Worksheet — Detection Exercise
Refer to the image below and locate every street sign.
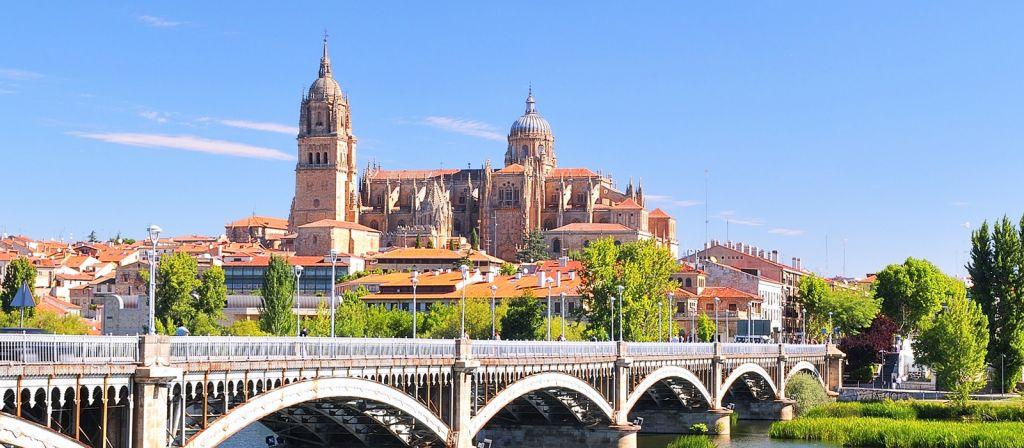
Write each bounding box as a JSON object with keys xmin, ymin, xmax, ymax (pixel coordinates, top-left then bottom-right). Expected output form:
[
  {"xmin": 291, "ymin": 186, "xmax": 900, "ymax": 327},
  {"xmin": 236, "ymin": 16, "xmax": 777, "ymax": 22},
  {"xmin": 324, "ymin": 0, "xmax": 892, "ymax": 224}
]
[{"xmin": 10, "ymin": 281, "xmax": 34, "ymax": 308}]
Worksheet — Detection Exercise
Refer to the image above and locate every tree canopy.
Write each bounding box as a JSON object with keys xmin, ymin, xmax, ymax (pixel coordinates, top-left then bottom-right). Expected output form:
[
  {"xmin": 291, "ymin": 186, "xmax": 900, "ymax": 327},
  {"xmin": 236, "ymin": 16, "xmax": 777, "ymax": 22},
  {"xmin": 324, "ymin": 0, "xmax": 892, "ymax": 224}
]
[
  {"xmin": 874, "ymin": 257, "xmax": 962, "ymax": 337},
  {"xmin": 1, "ymin": 257, "xmax": 36, "ymax": 313},
  {"xmin": 912, "ymin": 288, "xmax": 989, "ymax": 405},
  {"xmin": 501, "ymin": 293, "xmax": 543, "ymax": 340},
  {"xmin": 798, "ymin": 275, "xmax": 880, "ymax": 341},
  {"xmin": 259, "ymin": 255, "xmax": 296, "ymax": 336},
  {"xmin": 516, "ymin": 229, "xmax": 549, "ymax": 263}
]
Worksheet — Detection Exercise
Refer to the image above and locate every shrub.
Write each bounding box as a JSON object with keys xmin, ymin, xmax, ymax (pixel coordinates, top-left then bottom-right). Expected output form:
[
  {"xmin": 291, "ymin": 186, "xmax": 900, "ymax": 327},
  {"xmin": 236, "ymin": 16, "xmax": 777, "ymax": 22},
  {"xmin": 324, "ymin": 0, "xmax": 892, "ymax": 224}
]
[
  {"xmin": 667, "ymin": 435, "xmax": 716, "ymax": 448},
  {"xmin": 786, "ymin": 372, "xmax": 830, "ymax": 416},
  {"xmin": 688, "ymin": 423, "xmax": 708, "ymax": 434}
]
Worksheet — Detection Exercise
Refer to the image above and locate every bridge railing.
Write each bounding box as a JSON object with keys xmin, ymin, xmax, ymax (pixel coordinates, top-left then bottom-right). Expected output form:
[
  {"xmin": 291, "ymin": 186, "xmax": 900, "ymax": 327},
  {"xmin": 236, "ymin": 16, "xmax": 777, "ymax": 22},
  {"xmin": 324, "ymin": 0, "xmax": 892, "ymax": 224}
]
[
  {"xmin": 0, "ymin": 334, "xmax": 139, "ymax": 365},
  {"xmin": 626, "ymin": 342, "xmax": 715, "ymax": 357},
  {"xmin": 169, "ymin": 337, "xmax": 458, "ymax": 362},
  {"xmin": 784, "ymin": 344, "xmax": 827, "ymax": 355},
  {"xmin": 472, "ymin": 341, "xmax": 616, "ymax": 358},
  {"xmin": 721, "ymin": 343, "xmax": 781, "ymax": 356}
]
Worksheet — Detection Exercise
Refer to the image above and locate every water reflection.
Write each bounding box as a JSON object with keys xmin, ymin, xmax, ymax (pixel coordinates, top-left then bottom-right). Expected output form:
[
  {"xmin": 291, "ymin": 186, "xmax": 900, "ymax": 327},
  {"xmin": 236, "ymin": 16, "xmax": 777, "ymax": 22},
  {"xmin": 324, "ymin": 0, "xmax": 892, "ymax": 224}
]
[{"xmin": 638, "ymin": 421, "xmax": 834, "ymax": 448}]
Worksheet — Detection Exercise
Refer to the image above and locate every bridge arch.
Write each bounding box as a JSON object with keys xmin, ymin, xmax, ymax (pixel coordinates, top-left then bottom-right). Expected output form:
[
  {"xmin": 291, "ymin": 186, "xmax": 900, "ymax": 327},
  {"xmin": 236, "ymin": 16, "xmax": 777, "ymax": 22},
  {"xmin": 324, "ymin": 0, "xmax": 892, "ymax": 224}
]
[
  {"xmin": 623, "ymin": 366, "xmax": 714, "ymax": 414},
  {"xmin": 718, "ymin": 363, "xmax": 778, "ymax": 407},
  {"xmin": 0, "ymin": 412, "xmax": 87, "ymax": 448},
  {"xmin": 468, "ymin": 372, "xmax": 615, "ymax": 438},
  {"xmin": 184, "ymin": 377, "xmax": 450, "ymax": 448},
  {"xmin": 786, "ymin": 361, "xmax": 823, "ymax": 383}
]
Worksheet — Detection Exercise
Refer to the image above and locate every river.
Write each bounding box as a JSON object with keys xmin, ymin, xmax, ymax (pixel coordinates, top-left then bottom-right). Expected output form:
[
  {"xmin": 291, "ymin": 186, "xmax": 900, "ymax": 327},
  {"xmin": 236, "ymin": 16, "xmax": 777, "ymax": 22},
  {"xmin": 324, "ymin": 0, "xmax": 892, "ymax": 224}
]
[{"xmin": 222, "ymin": 420, "xmax": 832, "ymax": 447}]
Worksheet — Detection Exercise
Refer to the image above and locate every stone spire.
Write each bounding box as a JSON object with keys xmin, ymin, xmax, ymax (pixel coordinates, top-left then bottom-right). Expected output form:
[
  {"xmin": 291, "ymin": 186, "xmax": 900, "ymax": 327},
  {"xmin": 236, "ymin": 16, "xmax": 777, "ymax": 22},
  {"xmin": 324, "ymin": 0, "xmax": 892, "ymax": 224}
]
[
  {"xmin": 318, "ymin": 32, "xmax": 332, "ymax": 78},
  {"xmin": 525, "ymin": 85, "xmax": 537, "ymax": 114}
]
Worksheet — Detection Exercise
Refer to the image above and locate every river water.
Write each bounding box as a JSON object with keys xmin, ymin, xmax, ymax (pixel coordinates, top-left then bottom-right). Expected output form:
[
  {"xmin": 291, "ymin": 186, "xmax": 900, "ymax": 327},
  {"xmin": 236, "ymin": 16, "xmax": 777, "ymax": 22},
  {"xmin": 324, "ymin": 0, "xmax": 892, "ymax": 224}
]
[{"xmin": 222, "ymin": 420, "xmax": 832, "ymax": 447}]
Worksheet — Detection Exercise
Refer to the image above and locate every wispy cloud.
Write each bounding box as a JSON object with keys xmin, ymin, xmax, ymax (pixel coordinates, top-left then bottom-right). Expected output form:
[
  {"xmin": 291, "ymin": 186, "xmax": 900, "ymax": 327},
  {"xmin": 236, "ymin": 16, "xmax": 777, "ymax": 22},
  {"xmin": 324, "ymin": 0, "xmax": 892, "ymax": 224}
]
[
  {"xmin": 769, "ymin": 227, "xmax": 805, "ymax": 237},
  {"xmin": 0, "ymin": 89, "xmax": 15, "ymax": 95},
  {"xmin": 422, "ymin": 116, "xmax": 504, "ymax": 141},
  {"xmin": 716, "ymin": 210, "xmax": 765, "ymax": 227},
  {"xmin": 138, "ymin": 15, "xmax": 182, "ymax": 28},
  {"xmin": 0, "ymin": 68, "xmax": 43, "ymax": 81},
  {"xmin": 950, "ymin": 201, "xmax": 969, "ymax": 208},
  {"xmin": 646, "ymin": 194, "xmax": 702, "ymax": 208},
  {"xmin": 139, "ymin": 110, "xmax": 170, "ymax": 124},
  {"xmin": 219, "ymin": 119, "xmax": 297, "ymax": 135},
  {"xmin": 72, "ymin": 132, "xmax": 293, "ymax": 161}
]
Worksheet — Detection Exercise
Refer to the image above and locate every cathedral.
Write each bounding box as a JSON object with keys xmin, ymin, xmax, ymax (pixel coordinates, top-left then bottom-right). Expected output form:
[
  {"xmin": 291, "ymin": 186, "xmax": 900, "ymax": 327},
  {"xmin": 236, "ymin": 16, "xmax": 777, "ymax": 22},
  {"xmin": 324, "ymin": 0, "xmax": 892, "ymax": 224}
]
[{"xmin": 288, "ymin": 39, "xmax": 677, "ymax": 261}]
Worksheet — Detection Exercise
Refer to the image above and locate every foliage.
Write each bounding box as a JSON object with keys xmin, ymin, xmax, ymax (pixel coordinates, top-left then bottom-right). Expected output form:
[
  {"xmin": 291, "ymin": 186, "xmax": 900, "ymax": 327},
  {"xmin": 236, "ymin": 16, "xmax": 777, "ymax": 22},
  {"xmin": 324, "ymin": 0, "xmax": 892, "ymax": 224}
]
[
  {"xmin": 501, "ymin": 293, "xmax": 543, "ymax": 340},
  {"xmin": 799, "ymin": 274, "xmax": 880, "ymax": 342},
  {"xmin": 1, "ymin": 257, "xmax": 36, "ymax": 313},
  {"xmin": 538, "ymin": 316, "xmax": 587, "ymax": 341},
  {"xmin": 470, "ymin": 228, "xmax": 480, "ymax": 251},
  {"xmin": 196, "ymin": 266, "xmax": 227, "ymax": 321},
  {"xmin": 259, "ymin": 255, "xmax": 296, "ymax": 336},
  {"xmin": 696, "ymin": 312, "xmax": 716, "ymax": 342},
  {"xmin": 839, "ymin": 315, "xmax": 899, "ymax": 381},
  {"xmin": 154, "ymin": 252, "xmax": 202, "ymax": 331},
  {"xmin": 969, "ymin": 217, "xmax": 1024, "ymax": 393},
  {"xmin": 666, "ymin": 435, "xmax": 716, "ymax": 448},
  {"xmin": 803, "ymin": 400, "xmax": 1024, "ymax": 422},
  {"xmin": 499, "ymin": 263, "xmax": 519, "ymax": 276},
  {"xmin": 414, "ymin": 235, "xmax": 422, "ymax": 248},
  {"xmin": 575, "ymin": 238, "xmax": 678, "ymax": 341},
  {"xmin": 913, "ymin": 289, "xmax": 989, "ymax": 405},
  {"xmin": 87, "ymin": 230, "xmax": 99, "ymax": 243},
  {"xmin": 874, "ymin": 257, "xmax": 963, "ymax": 337},
  {"xmin": 0, "ymin": 309, "xmax": 90, "ymax": 334},
  {"xmin": 687, "ymin": 423, "xmax": 709, "ymax": 435},
  {"xmin": 306, "ymin": 300, "xmax": 333, "ymax": 336},
  {"xmin": 423, "ymin": 298, "xmax": 506, "ymax": 339},
  {"xmin": 334, "ymin": 289, "xmax": 370, "ymax": 337},
  {"xmin": 785, "ymin": 372, "xmax": 830, "ymax": 417},
  {"xmin": 226, "ymin": 319, "xmax": 266, "ymax": 336},
  {"xmin": 770, "ymin": 417, "xmax": 1024, "ymax": 447},
  {"xmin": 365, "ymin": 304, "xmax": 412, "ymax": 338},
  {"xmin": 516, "ymin": 229, "xmax": 549, "ymax": 263}
]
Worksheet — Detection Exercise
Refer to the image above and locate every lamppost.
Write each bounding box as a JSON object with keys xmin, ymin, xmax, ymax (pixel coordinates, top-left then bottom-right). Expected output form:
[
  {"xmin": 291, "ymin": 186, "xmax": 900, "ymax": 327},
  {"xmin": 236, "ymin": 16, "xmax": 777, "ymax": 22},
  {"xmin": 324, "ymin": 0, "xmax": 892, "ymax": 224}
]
[
  {"xmin": 609, "ymin": 289, "xmax": 615, "ymax": 341},
  {"xmin": 546, "ymin": 277, "xmax": 554, "ymax": 341},
  {"xmin": 667, "ymin": 292, "xmax": 674, "ymax": 342},
  {"xmin": 146, "ymin": 224, "xmax": 161, "ymax": 335},
  {"xmin": 827, "ymin": 311, "xmax": 834, "ymax": 344},
  {"xmin": 713, "ymin": 297, "xmax": 721, "ymax": 342},
  {"xmin": 690, "ymin": 298, "xmax": 697, "ymax": 342},
  {"xmin": 490, "ymin": 284, "xmax": 498, "ymax": 339},
  {"xmin": 411, "ymin": 270, "xmax": 419, "ymax": 339},
  {"xmin": 560, "ymin": 292, "xmax": 566, "ymax": 338},
  {"xmin": 617, "ymin": 285, "xmax": 625, "ymax": 342},
  {"xmin": 725, "ymin": 300, "xmax": 730, "ymax": 342},
  {"xmin": 800, "ymin": 305, "xmax": 807, "ymax": 344},
  {"xmin": 293, "ymin": 265, "xmax": 303, "ymax": 336},
  {"xmin": 1002, "ymin": 354, "xmax": 1006, "ymax": 395},
  {"xmin": 460, "ymin": 265, "xmax": 469, "ymax": 337},
  {"xmin": 748, "ymin": 301, "xmax": 754, "ymax": 342},
  {"xmin": 328, "ymin": 249, "xmax": 338, "ymax": 338}
]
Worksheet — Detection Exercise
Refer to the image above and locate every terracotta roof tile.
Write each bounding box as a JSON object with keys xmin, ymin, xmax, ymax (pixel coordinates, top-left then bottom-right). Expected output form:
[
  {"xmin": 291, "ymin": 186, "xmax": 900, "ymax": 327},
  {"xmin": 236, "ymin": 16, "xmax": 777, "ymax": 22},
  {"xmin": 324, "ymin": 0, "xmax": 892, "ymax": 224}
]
[
  {"xmin": 548, "ymin": 223, "xmax": 635, "ymax": 233},
  {"xmin": 612, "ymin": 197, "xmax": 643, "ymax": 209},
  {"xmin": 496, "ymin": 164, "xmax": 525, "ymax": 174},
  {"xmin": 649, "ymin": 208, "xmax": 671, "ymax": 218},
  {"xmin": 550, "ymin": 167, "xmax": 599, "ymax": 178},
  {"xmin": 370, "ymin": 169, "xmax": 460, "ymax": 180},
  {"xmin": 297, "ymin": 219, "xmax": 380, "ymax": 233},
  {"xmin": 226, "ymin": 215, "xmax": 289, "ymax": 229}
]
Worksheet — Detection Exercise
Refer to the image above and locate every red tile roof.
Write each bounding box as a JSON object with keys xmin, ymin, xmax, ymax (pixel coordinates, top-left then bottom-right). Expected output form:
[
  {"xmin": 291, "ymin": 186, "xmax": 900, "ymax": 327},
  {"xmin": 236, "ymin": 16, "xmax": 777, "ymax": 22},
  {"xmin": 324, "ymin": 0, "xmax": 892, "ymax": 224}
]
[
  {"xmin": 226, "ymin": 215, "xmax": 289, "ymax": 229},
  {"xmin": 297, "ymin": 219, "xmax": 380, "ymax": 233},
  {"xmin": 699, "ymin": 286, "xmax": 759, "ymax": 300},
  {"xmin": 649, "ymin": 208, "xmax": 672, "ymax": 218},
  {"xmin": 496, "ymin": 164, "xmax": 525, "ymax": 174},
  {"xmin": 370, "ymin": 169, "xmax": 460, "ymax": 180},
  {"xmin": 612, "ymin": 197, "xmax": 643, "ymax": 209},
  {"xmin": 551, "ymin": 167, "xmax": 599, "ymax": 178},
  {"xmin": 548, "ymin": 223, "xmax": 635, "ymax": 233}
]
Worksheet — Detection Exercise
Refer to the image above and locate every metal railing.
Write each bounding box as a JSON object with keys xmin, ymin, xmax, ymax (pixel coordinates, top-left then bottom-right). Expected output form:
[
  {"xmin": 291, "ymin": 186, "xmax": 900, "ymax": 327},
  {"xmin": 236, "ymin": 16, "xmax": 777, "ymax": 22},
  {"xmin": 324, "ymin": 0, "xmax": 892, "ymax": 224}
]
[
  {"xmin": 722, "ymin": 343, "xmax": 780, "ymax": 356},
  {"xmin": 626, "ymin": 342, "xmax": 715, "ymax": 357},
  {"xmin": 784, "ymin": 344, "xmax": 827, "ymax": 355},
  {"xmin": 472, "ymin": 341, "xmax": 616, "ymax": 358},
  {"xmin": 169, "ymin": 337, "xmax": 458, "ymax": 362},
  {"xmin": 0, "ymin": 334, "xmax": 139, "ymax": 365}
]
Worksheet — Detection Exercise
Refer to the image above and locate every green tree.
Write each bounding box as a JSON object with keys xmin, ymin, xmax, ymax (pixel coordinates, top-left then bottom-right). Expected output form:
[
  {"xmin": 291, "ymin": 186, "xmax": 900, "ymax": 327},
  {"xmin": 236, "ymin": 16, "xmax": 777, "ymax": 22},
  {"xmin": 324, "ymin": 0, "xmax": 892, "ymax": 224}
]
[
  {"xmin": 196, "ymin": 266, "xmax": 227, "ymax": 319},
  {"xmin": 306, "ymin": 300, "xmax": 332, "ymax": 336},
  {"xmin": 414, "ymin": 235, "xmax": 422, "ymax": 248},
  {"xmin": 1, "ymin": 257, "xmax": 36, "ymax": 313},
  {"xmin": 799, "ymin": 275, "xmax": 880, "ymax": 342},
  {"xmin": 226, "ymin": 319, "xmax": 266, "ymax": 336},
  {"xmin": 0, "ymin": 309, "xmax": 91, "ymax": 334},
  {"xmin": 425, "ymin": 299, "xmax": 499, "ymax": 339},
  {"xmin": 155, "ymin": 252, "xmax": 201, "ymax": 330},
  {"xmin": 912, "ymin": 290, "xmax": 989, "ymax": 405},
  {"xmin": 470, "ymin": 228, "xmax": 480, "ymax": 251},
  {"xmin": 499, "ymin": 263, "xmax": 519, "ymax": 276},
  {"xmin": 334, "ymin": 289, "xmax": 369, "ymax": 337},
  {"xmin": 516, "ymin": 229, "xmax": 549, "ymax": 263},
  {"xmin": 874, "ymin": 258, "xmax": 960, "ymax": 337},
  {"xmin": 501, "ymin": 293, "xmax": 543, "ymax": 340},
  {"xmin": 696, "ymin": 313, "xmax": 716, "ymax": 342},
  {"xmin": 540, "ymin": 316, "xmax": 587, "ymax": 341},
  {"xmin": 785, "ymin": 372, "xmax": 829, "ymax": 416},
  {"xmin": 426, "ymin": 238, "xmax": 435, "ymax": 249},
  {"xmin": 259, "ymin": 255, "xmax": 296, "ymax": 336},
  {"xmin": 87, "ymin": 230, "xmax": 99, "ymax": 243}
]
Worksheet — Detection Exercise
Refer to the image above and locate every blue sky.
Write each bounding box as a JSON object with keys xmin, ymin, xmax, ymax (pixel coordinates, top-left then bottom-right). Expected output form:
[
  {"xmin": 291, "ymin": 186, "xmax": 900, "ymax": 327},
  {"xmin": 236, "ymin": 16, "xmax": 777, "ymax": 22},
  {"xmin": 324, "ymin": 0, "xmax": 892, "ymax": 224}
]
[{"xmin": 1, "ymin": 2, "xmax": 1021, "ymax": 278}]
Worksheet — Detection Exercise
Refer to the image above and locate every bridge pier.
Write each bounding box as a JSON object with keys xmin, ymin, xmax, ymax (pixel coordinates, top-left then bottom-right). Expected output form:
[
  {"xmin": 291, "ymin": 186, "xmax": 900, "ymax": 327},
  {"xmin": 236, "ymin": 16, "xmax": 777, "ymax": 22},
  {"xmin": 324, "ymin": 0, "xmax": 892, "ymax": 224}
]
[
  {"xmin": 451, "ymin": 339, "xmax": 480, "ymax": 448},
  {"xmin": 475, "ymin": 424, "xmax": 638, "ymax": 448},
  {"xmin": 132, "ymin": 335, "xmax": 181, "ymax": 448},
  {"xmin": 632, "ymin": 409, "xmax": 734, "ymax": 435}
]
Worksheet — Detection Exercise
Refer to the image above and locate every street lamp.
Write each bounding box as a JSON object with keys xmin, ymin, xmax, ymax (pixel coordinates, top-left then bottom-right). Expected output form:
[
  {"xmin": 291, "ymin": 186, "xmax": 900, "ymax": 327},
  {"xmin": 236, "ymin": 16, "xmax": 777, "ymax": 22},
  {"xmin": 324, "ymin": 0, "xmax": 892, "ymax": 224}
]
[
  {"xmin": 328, "ymin": 249, "xmax": 339, "ymax": 338},
  {"xmin": 617, "ymin": 285, "xmax": 625, "ymax": 342},
  {"xmin": 609, "ymin": 288, "xmax": 615, "ymax": 341},
  {"xmin": 827, "ymin": 311, "xmax": 834, "ymax": 344},
  {"xmin": 713, "ymin": 297, "xmax": 721, "ymax": 342},
  {"xmin": 146, "ymin": 224, "xmax": 161, "ymax": 335},
  {"xmin": 490, "ymin": 284, "xmax": 498, "ymax": 339},
  {"xmin": 748, "ymin": 301, "xmax": 754, "ymax": 342},
  {"xmin": 293, "ymin": 265, "xmax": 304, "ymax": 336},
  {"xmin": 460, "ymin": 265, "xmax": 469, "ymax": 338},
  {"xmin": 546, "ymin": 277, "xmax": 554, "ymax": 341},
  {"xmin": 666, "ymin": 292, "xmax": 674, "ymax": 342},
  {"xmin": 800, "ymin": 305, "xmax": 807, "ymax": 344},
  {"xmin": 411, "ymin": 270, "xmax": 419, "ymax": 339},
  {"xmin": 560, "ymin": 292, "xmax": 566, "ymax": 339}
]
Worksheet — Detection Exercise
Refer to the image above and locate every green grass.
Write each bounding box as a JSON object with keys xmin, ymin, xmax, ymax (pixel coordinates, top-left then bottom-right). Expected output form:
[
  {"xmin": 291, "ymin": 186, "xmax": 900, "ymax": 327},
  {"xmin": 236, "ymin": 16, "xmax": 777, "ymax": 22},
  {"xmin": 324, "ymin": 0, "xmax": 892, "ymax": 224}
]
[
  {"xmin": 665, "ymin": 435, "xmax": 717, "ymax": 448},
  {"xmin": 803, "ymin": 400, "xmax": 1024, "ymax": 422},
  {"xmin": 770, "ymin": 417, "xmax": 1024, "ymax": 448}
]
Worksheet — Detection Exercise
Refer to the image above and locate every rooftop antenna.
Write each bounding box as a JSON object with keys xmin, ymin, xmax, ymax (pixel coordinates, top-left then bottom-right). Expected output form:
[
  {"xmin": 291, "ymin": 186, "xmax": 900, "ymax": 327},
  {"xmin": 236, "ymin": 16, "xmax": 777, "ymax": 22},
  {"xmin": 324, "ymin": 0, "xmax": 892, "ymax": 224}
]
[
  {"xmin": 825, "ymin": 234, "xmax": 829, "ymax": 276},
  {"xmin": 704, "ymin": 169, "xmax": 709, "ymax": 253},
  {"xmin": 842, "ymin": 238, "xmax": 848, "ymax": 277}
]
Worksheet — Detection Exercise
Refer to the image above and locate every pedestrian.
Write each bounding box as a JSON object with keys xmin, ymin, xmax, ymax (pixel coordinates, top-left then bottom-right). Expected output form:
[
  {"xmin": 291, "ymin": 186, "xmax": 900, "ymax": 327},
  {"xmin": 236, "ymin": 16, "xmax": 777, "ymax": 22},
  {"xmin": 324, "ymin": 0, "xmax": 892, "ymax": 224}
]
[
  {"xmin": 175, "ymin": 326, "xmax": 190, "ymax": 336},
  {"xmin": 300, "ymin": 328, "xmax": 309, "ymax": 337}
]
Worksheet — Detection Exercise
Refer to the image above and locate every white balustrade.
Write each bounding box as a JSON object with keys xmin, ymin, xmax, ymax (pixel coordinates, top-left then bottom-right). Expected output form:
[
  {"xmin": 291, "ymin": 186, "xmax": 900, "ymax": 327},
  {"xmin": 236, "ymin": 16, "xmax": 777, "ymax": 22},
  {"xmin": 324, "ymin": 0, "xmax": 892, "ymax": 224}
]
[
  {"xmin": 784, "ymin": 344, "xmax": 827, "ymax": 355},
  {"xmin": 626, "ymin": 342, "xmax": 715, "ymax": 357},
  {"xmin": 472, "ymin": 341, "xmax": 616, "ymax": 358},
  {"xmin": 721, "ymin": 343, "xmax": 780, "ymax": 356},
  {"xmin": 169, "ymin": 337, "xmax": 458, "ymax": 362},
  {"xmin": 0, "ymin": 334, "xmax": 139, "ymax": 364}
]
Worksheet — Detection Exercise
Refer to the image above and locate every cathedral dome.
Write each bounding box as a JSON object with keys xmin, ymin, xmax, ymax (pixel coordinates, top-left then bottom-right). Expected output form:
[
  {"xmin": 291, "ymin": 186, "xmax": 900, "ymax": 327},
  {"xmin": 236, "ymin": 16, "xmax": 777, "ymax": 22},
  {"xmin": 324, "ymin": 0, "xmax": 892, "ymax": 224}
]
[
  {"xmin": 309, "ymin": 76, "xmax": 343, "ymax": 100},
  {"xmin": 509, "ymin": 90, "xmax": 552, "ymax": 136}
]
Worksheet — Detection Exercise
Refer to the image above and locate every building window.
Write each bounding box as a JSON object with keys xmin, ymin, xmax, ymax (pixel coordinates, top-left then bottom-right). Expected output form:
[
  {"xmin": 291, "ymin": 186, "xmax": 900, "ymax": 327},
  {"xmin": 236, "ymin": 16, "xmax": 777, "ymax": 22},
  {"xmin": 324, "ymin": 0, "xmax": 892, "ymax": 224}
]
[
  {"xmin": 552, "ymin": 238, "xmax": 561, "ymax": 254},
  {"xmin": 521, "ymin": 145, "xmax": 528, "ymax": 157},
  {"xmin": 539, "ymin": 144, "xmax": 545, "ymax": 154},
  {"xmin": 313, "ymin": 198, "xmax": 320, "ymax": 207},
  {"xmin": 315, "ymin": 152, "xmax": 321, "ymax": 164},
  {"xmin": 312, "ymin": 235, "xmax": 318, "ymax": 245},
  {"xmin": 685, "ymin": 278, "xmax": 692, "ymax": 288},
  {"xmin": 308, "ymin": 152, "xmax": 313, "ymax": 164}
]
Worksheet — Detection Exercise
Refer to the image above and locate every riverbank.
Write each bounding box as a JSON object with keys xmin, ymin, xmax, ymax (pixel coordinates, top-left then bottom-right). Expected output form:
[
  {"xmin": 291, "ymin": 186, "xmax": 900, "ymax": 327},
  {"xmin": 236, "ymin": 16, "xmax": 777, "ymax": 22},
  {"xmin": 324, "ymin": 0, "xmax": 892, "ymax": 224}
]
[{"xmin": 771, "ymin": 400, "xmax": 1024, "ymax": 448}]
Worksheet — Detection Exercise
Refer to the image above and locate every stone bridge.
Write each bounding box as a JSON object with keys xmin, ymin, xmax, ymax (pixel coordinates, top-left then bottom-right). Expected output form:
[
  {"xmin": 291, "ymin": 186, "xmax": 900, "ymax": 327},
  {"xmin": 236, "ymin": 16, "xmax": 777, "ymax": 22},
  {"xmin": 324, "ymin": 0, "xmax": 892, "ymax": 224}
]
[{"xmin": 0, "ymin": 335, "xmax": 842, "ymax": 448}]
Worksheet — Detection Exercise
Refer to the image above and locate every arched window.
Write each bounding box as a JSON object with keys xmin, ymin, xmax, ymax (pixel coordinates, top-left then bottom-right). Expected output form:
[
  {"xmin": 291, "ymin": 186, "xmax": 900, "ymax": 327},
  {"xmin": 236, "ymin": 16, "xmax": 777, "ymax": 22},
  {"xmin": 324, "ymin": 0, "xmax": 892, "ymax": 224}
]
[
  {"xmin": 316, "ymin": 111, "xmax": 323, "ymax": 126},
  {"xmin": 308, "ymin": 152, "xmax": 313, "ymax": 164},
  {"xmin": 543, "ymin": 219, "xmax": 555, "ymax": 230},
  {"xmin": 552, "ymin": 238, "xmax": 561, "ymax": 254},
  {"xmin": 315, "ymin": 152, "xmax": 321, "ymax": 164},
  {"xmin": 312, "ymin": 235, "xmax": 318, "ymax": 245},
  {"xmin": 685, "ymin": 278, "xmax": 692, "ymax": 288},
  {"xmin": 521, "ymin": 145, "xmax": 528, "ymax": 157},
  {"xmin": 322, "ymin": 152, "xmax": 328, "ymax": 164},
  {"xmin": 538, "ymin": 144, "xmax": 545, "ymax": 155},
  {"xmin": 313, "ymin": 198, "xmax": 320, "ymax": 207}
]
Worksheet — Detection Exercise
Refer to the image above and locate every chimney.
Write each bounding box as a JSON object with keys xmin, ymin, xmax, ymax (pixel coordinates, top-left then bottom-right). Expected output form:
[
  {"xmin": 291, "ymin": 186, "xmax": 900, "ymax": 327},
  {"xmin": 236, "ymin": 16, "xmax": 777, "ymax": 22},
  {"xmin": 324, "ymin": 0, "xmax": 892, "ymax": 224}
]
[
  {"xmin": 792, "ymin": 257, "xmax": 798, "ymax": 268},
  {"xmin": 558, "ymin": 256, "xmax": 569, "ymax": 267},
  {"xmin": 569, "ymin": 271, "xmax": 576, "ymax": 280},
  {"xmin": 758, "ymin": 249, "xmax": 765, "ymax": 258},
  {"xmin": 771, "ymin": 250, "xmax": 778, "ymax": 262},
  {"xmin": 538, "ymin": 271, "xmax": 547, "ymax": 288},
  {"xmin": 556, "ymin": 273, "xmax": 562, "ymax": 287}
]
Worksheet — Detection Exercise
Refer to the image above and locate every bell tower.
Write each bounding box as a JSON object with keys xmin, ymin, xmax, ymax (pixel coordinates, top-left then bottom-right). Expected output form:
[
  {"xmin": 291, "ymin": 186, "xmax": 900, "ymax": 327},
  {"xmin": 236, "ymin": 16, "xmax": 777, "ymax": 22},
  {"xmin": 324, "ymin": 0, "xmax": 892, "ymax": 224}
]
[{"xmin": 288, "ymin": 35, "xmax": 360, "ymax": 230}]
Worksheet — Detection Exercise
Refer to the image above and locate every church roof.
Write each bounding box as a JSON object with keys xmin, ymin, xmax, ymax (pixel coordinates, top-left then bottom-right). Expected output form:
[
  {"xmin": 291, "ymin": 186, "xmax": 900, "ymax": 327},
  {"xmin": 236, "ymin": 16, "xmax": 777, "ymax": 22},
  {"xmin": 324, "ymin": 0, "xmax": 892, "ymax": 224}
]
[
  {"xmin": 308, "ymin": 36, "xmax": 343, "ymax": 100},
  {"xmin": 496, "ymin": 164, "xmax": 525, "ymax": 174},
  {"xmin": 226, "ymin": 215, "xmax": 289, "ymax": 229},
  {"xmin": 509, "ymin": 88, "xmax": 552, "ymax": 136},
  {"xmin": 612, "ymin": 198, "xmax": 643, "ymax": 209},
  {"xmin": 649, "ymin": 208, "xmax": 672, "ymax": 218},
  {"xmin": 369, "ymin": 169, "xmax": 460, "ymax": 180},
  {"xmin": 547, "ymin": 223, "xmax": 635, "ymax": 233},
  {"xmin": 297, "ymin": 219, "xmax": 380, "ymax": 233},
  {"xmin": 550, "ymin": 167, "xmax": 599, "ymax": 178}
]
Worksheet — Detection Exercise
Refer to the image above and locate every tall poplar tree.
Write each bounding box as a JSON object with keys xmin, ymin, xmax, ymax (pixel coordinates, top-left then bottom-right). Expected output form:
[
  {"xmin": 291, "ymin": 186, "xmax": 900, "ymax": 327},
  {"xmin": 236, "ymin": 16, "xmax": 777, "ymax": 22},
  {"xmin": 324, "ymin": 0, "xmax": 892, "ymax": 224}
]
[
  {"xmin": 259, "ymin": 255, "xmax": 296, "ymax": 336},
  {"xmin": 970, "ymin": 215, "xmax": 1024, "ymax": 392}
]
